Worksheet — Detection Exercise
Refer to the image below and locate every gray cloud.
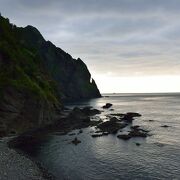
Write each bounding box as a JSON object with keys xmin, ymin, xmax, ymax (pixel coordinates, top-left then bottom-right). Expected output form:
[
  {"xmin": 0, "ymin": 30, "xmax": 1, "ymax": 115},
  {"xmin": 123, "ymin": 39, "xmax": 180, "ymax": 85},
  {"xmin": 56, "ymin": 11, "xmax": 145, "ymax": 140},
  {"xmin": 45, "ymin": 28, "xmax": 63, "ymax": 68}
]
[{"xmin": 0, "ymin": 0, "xmax": 180, "ymax": 80}]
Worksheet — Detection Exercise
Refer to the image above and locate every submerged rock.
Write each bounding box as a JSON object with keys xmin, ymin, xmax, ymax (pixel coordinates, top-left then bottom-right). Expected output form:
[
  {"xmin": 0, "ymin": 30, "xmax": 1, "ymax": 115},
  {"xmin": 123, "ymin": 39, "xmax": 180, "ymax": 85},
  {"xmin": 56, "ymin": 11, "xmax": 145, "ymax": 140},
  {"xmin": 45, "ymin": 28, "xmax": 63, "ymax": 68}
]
[
  {"xmin": 97, "ymin": 118, "xmax": 127, "ymax": 134},
  {"xmin": 148, "ymin": 120, "xmax": 155, "ymax": 122},
  {"xmin": 117, "ymin": 126, "xmax": 149, "ymax": 140},
  {"xmin": 72, "ymin": 137, "xmax": 81, "ymax": 145},
  {"xmin": 117, "ymin": 134, "xmax": 131, "ymax": 140},
  {"xmin": 102, "ymin": 103, "xmax": 113, "ymax": 109},
  {"xmin": 135, "ymin": 142, "xmax": 141, "ymax": 146},
  {"xmin": 129, "ymin": 128, "xmax": 148, "ymax": 137},
  {"xmin": 161, "ymin": 125, "xmax": 170, "ymax": 128},
  {"xmin": 69, "ymin": 107, "xmax": 101, "ymax": 122},
  {"xmin": 78, "ymin": 129, "xmax": 83, "ymax": 134},
  {"xmin": 68, "ymin": 133, "xmax": 76, "ymax": 136},
  {"xmin": 82, "ymin": 107, "xmax": 101, "ymax": 116},
  {"xmin": 68, "ymin": 107, "xmax": 90, "ymax": 123},
  {"xmin": 120, "ymin": 112, "xmax": 142, "ymax": 122}
]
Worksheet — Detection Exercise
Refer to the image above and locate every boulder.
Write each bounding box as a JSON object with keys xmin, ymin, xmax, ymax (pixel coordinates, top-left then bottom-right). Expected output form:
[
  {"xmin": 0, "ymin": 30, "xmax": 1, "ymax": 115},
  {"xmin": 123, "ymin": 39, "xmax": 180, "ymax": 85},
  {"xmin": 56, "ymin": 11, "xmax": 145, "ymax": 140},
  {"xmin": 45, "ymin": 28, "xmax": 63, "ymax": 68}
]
[
  {"xmin": 72, "ymin": 137, "xmax": 81, "ymax": 145},
  {"xmin": 148, "ymin": 120, "xmax": 155, "ymax": 122},
  {"xmin": 129, "ymin": 129, "xmax": 148, "ymax": 137},
  {"xmin": 117, "ymin": 126, "xmax": 149, "ymax": 140},
  {"xmin": 78, "ymin": 129, "xmax": 83, "ymax": 134},
  {"xmin": 135, "ymin": 143, "xmax": 141, "ymax": 146},
  {"xmin": 97, "ymin": 120, "xmax": 127, "ymax": 134},
  {"xmin": 102, "ymin": 103, "xmax": 113, "ymax": 109},
  {"xmin": 68, "ymin": 107, "xmax": 90, "ymax": 122},
  {"xmin": 117, "ymin": 134, "xmax": 131, "ymax": 140},
  {"xmin": 82, "ymin": 107, "xmax": 101, "ymax": 116},
  {"xmin": 161, "ymin": 125, "xmax": 170, "ymax": 128},
  {"xmin": 121, "ymin": 112, "xmax": 142, "ymax": 122}
]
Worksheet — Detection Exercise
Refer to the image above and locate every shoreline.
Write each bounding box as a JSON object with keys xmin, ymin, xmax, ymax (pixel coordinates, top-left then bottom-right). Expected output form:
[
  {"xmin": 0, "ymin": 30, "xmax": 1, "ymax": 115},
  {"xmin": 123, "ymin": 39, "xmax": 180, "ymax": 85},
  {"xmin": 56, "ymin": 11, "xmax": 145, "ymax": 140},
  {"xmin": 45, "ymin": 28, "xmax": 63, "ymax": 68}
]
[
  {"xmin": 3, "ymin": 105, "xmax": 148, "ymax": 180},
  {"xmin": 0, "ymin": 137, "xmax": 55, "ymax": 180}
]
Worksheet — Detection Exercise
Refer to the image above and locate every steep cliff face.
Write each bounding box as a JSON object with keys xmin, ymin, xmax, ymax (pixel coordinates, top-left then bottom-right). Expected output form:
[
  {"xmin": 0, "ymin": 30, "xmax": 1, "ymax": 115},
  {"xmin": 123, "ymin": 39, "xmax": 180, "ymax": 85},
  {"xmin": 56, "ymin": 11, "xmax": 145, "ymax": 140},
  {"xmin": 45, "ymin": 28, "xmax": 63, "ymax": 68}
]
[
  {"xmin": 0, "ymin": 15, "xmax": 101, "ymax": 136},
  {"xmin": 0, "ymin": 87, "xmax": 58, "ymax": 136},
  {"xmin": 18, "ymin": 25, "xmax": 101, "ymax": 101}
]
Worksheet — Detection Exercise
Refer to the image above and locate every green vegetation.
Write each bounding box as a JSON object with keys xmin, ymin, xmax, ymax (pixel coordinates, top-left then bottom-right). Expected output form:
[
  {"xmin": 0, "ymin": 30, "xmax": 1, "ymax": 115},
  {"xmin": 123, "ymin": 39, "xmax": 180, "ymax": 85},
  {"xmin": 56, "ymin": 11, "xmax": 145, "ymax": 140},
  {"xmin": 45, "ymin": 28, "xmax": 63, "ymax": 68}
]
[{"xmin": 0, "ymin": 15, "xmax": 58, "ymax": 103}]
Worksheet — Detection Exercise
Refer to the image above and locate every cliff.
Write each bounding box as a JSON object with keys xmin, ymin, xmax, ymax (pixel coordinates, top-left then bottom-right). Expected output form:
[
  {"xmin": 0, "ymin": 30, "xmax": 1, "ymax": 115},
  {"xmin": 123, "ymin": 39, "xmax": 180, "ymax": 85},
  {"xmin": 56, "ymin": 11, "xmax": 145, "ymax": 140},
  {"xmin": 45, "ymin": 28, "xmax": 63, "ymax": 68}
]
[
  {"xmin": 16, "ymin": 25, "xmax": 101, "ymax": 101},
  {"xmin": 0, "ymin": 15, "xmax": 101, "ymax": 136}
]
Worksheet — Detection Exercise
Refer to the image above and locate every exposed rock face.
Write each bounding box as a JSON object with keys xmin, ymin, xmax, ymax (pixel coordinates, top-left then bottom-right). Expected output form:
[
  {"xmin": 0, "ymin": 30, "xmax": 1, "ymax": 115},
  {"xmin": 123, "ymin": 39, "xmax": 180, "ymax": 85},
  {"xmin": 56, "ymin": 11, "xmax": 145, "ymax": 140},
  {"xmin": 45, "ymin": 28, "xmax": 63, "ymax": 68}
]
[
  {"xmin": 0, "ymin": 15, "xmax": 101, "ymax": 136},
  {"xmin": 19, "ymin": 26, "xmax": 101, "ymax": 101},
  {"xmin": 0, "ymin": 87, "xmax": 58, "ymax": 136}
]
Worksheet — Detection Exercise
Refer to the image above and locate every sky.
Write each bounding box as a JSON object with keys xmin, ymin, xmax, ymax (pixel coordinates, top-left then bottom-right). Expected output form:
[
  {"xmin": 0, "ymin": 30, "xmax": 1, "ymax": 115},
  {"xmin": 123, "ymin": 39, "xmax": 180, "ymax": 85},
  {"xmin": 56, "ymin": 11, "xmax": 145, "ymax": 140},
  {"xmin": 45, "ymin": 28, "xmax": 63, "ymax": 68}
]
[{"xmin": 1, "ymin": 0, "xmax": 180, "ymax": 93}]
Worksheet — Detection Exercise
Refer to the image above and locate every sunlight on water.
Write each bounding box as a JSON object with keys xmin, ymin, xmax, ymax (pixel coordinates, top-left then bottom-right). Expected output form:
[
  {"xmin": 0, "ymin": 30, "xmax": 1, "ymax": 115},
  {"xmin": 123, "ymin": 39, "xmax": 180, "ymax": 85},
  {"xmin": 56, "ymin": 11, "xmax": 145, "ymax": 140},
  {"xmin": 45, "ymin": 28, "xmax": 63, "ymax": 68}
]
[{"xmin": 31, "ymin": 93, "xmax": 180, "ymax": 180}]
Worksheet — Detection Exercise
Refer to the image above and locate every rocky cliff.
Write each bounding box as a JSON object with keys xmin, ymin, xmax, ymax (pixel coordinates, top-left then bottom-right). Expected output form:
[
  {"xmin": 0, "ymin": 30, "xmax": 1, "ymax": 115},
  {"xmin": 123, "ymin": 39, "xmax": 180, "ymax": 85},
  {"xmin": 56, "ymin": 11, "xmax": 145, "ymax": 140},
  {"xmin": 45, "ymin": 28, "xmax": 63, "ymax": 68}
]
[
  {"xmin": 0, "ymin": 15, "xmax": 101, "ymax": 136},
  {"xmin": 17, "ymin": 25, "xmax": 101, "ymax": 101}
]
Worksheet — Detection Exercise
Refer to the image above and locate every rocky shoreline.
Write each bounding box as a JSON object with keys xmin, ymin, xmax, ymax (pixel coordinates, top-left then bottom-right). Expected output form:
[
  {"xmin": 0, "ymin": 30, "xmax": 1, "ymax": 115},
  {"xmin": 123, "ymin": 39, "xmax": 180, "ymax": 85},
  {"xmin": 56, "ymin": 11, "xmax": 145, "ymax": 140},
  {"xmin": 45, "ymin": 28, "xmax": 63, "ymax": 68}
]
[
  {"xmin": 0, "ymin": 138, "xmax": 55, "ymax": 180},
  {"xmin": 4, "ymin": 103, "xmax": 152, "ymax": 179},
  {"xmin": 8, "ymin": 104, "xmax": 151, "ymax": 151}
]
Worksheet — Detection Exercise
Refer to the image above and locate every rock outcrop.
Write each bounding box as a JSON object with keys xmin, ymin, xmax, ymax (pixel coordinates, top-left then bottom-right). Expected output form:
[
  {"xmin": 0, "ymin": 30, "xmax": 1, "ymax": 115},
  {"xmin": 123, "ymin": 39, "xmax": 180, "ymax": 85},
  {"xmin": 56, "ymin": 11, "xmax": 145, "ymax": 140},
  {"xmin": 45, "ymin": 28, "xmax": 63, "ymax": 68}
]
[
  {"xmin": 0, "ymin": 14, "xmax": 101, "ymax": 136},
  {"xmin": 18, "ymin": 25, "xmax": 101, "ymax": 101}
]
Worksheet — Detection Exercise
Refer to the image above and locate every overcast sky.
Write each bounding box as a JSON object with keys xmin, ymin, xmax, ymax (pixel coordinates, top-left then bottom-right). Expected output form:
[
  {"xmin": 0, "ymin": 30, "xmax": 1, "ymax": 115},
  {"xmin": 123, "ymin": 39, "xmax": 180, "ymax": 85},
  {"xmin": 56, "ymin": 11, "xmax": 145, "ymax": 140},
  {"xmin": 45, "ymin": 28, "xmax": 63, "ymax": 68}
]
[{"xmin": 1, "ymin": 0, "xmax": 180, "ymax": 93}]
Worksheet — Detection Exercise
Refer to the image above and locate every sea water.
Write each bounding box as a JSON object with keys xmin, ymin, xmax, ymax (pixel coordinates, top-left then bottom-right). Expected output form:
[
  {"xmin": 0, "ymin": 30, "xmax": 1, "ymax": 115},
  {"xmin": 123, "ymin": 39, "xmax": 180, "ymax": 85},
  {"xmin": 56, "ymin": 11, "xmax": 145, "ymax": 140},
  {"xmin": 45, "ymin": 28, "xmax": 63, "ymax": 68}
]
[{"xmin": 29, "ymin": 93, "xmax": 180, "ymax": 180}]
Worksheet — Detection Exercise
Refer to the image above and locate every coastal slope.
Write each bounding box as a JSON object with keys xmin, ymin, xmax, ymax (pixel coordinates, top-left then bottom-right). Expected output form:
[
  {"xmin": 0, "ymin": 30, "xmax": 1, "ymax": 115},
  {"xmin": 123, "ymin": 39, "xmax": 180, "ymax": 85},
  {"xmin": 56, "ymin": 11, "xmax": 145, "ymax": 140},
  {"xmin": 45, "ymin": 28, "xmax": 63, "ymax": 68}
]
[{"xmin": 0, "ymin": 15, "xmax": 101, "ymax": 136}]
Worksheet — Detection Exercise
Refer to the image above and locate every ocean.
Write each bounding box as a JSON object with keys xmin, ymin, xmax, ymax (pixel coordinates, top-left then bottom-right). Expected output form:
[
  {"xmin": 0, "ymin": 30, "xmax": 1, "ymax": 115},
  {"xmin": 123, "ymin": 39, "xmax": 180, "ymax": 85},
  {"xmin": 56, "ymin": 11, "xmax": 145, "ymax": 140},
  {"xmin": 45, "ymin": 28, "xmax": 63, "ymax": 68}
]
[{"xmin": 29, "ymin": 93, "xmax": 180, "ymax": 180}]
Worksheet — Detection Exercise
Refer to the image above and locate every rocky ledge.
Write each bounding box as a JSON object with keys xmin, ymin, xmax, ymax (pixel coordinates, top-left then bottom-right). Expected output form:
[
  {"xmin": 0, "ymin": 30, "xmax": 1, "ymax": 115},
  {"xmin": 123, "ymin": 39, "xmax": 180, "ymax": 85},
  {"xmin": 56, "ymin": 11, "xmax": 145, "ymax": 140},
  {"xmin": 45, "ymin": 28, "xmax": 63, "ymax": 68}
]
[{"xmin": 8, "ymin": 104, "xmax": 151, "ymax": 150}]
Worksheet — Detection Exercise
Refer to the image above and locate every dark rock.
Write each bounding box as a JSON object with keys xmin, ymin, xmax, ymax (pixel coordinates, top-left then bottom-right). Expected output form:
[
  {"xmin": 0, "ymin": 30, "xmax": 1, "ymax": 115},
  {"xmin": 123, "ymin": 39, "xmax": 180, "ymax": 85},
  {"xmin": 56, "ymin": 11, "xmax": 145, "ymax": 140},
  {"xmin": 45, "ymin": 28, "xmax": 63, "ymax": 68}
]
[
  {"xmin": 78, "ymin": 129, "xmax": 83, "ymax": 134},
  {"xmin": 0, "ymin": 14, "xmax": 101, "ymax": 138},
  {"xmin": 69, "ymin": 133, "xmax": 76, "ymax": 136},
  {"xmin": 130, "ymin": 125, "xmax": 140, "ymax": 130},
  {"xmin": 90, "ymin": 119, "xmax": 103, "ymax": 127},
  {"xmin": 117, "ymin": 134, "xmax": 131, "ymax": 140},
  {"xmin": 92, "ymin": 134, "xmax": 103, "ymax": 138},
  {"xmin": 161, "ymin": 125, "xmax": 170, "ymax": 128},
  {"xmin": 63, "ymin": 107, "xmax": 70, "ymax": 111},
  {"xmin": 121, "ymin": 112, "xmax": 142, "ymax": 122},
  {"xmin": 91, "ymin": 132, "xmax": 109, "ymax": 138},
  {"xmin": 8, "ymin": 134, "xmax": 41, "ymax": 153},
  {"xmin": 126, "ymin": 112, "xmax": 142, "ymax": 117},
  {"xmin": 102, "ymin": 103, "xmax": 113, "ymax": 109},
  {"xmin": 72, "ymin": 137, "xmax": 81, "ymax": 145},
  {"xmin": 129, "ymin": 129, "xmax": 148, "ymax": 137},
  {"xmin": 97, "ymin": 120, "xmax": 127, "ymax": 134},
  {"xmin": 69, "ymin": 107, "xmax": 89, "ymax": 122},
  {"xmin": 69, "ymin": 107, "xmax": 101, "ymax": 122},
  {"xmin": 110, "ymin": 113, "xmax": 125, "ymax": 117},
  {"xmin": 83, "ymin": 117, "xmax": 91, "ymax": 123},
  {"xmin": 154, "ymin": 143, "xmax": 165, "ymax": 147},
  {"xmin": 0, "ymin": 87, "xmax": 59, "ymax": 137},
  {"xmin": 135, "ymin": 143, "xmax": 141, "ymax": 146},
  {"xmin": 82, "ymin": 106, "xmax": 91, "ymax": 111},
  {"xmin": 82, "ymin": 107, "xmax": 101, "ymax": 116},
  {"xmin": 148, "ymin": 120, "xmax": 155, "ymax": 122},
  {"xmin": 10, "ymin": 130, "xmax": 17, "ymax": 135},
  {"xmin": 0, "ymin": 130, "xmax": 6, "ymax": 137},
  {"xmin": 117, "ymin": 126, "xmax": 149, "ymax": 140},
  {"xmin": 110, "ymin": 117, "xmax": 119, "ymax": 123}
]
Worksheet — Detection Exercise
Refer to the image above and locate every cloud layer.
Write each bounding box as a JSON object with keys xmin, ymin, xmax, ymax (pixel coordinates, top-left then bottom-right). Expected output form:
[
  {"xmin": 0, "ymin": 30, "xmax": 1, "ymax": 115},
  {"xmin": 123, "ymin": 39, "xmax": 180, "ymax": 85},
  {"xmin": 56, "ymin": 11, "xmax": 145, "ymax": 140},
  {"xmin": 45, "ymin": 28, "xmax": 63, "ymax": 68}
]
[{"xmin": 1, "ymin": 0, "xmax": 180, "ymax": 92}]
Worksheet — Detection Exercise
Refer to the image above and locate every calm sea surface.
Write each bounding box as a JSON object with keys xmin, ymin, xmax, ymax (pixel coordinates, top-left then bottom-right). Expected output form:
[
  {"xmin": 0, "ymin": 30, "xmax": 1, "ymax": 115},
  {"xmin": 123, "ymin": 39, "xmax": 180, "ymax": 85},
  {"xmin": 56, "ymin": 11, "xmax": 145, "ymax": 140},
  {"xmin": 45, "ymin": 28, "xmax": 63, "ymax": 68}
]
[{"xmin": 30, "ymin": 93, "xmax": 180, "ymax": 180}]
